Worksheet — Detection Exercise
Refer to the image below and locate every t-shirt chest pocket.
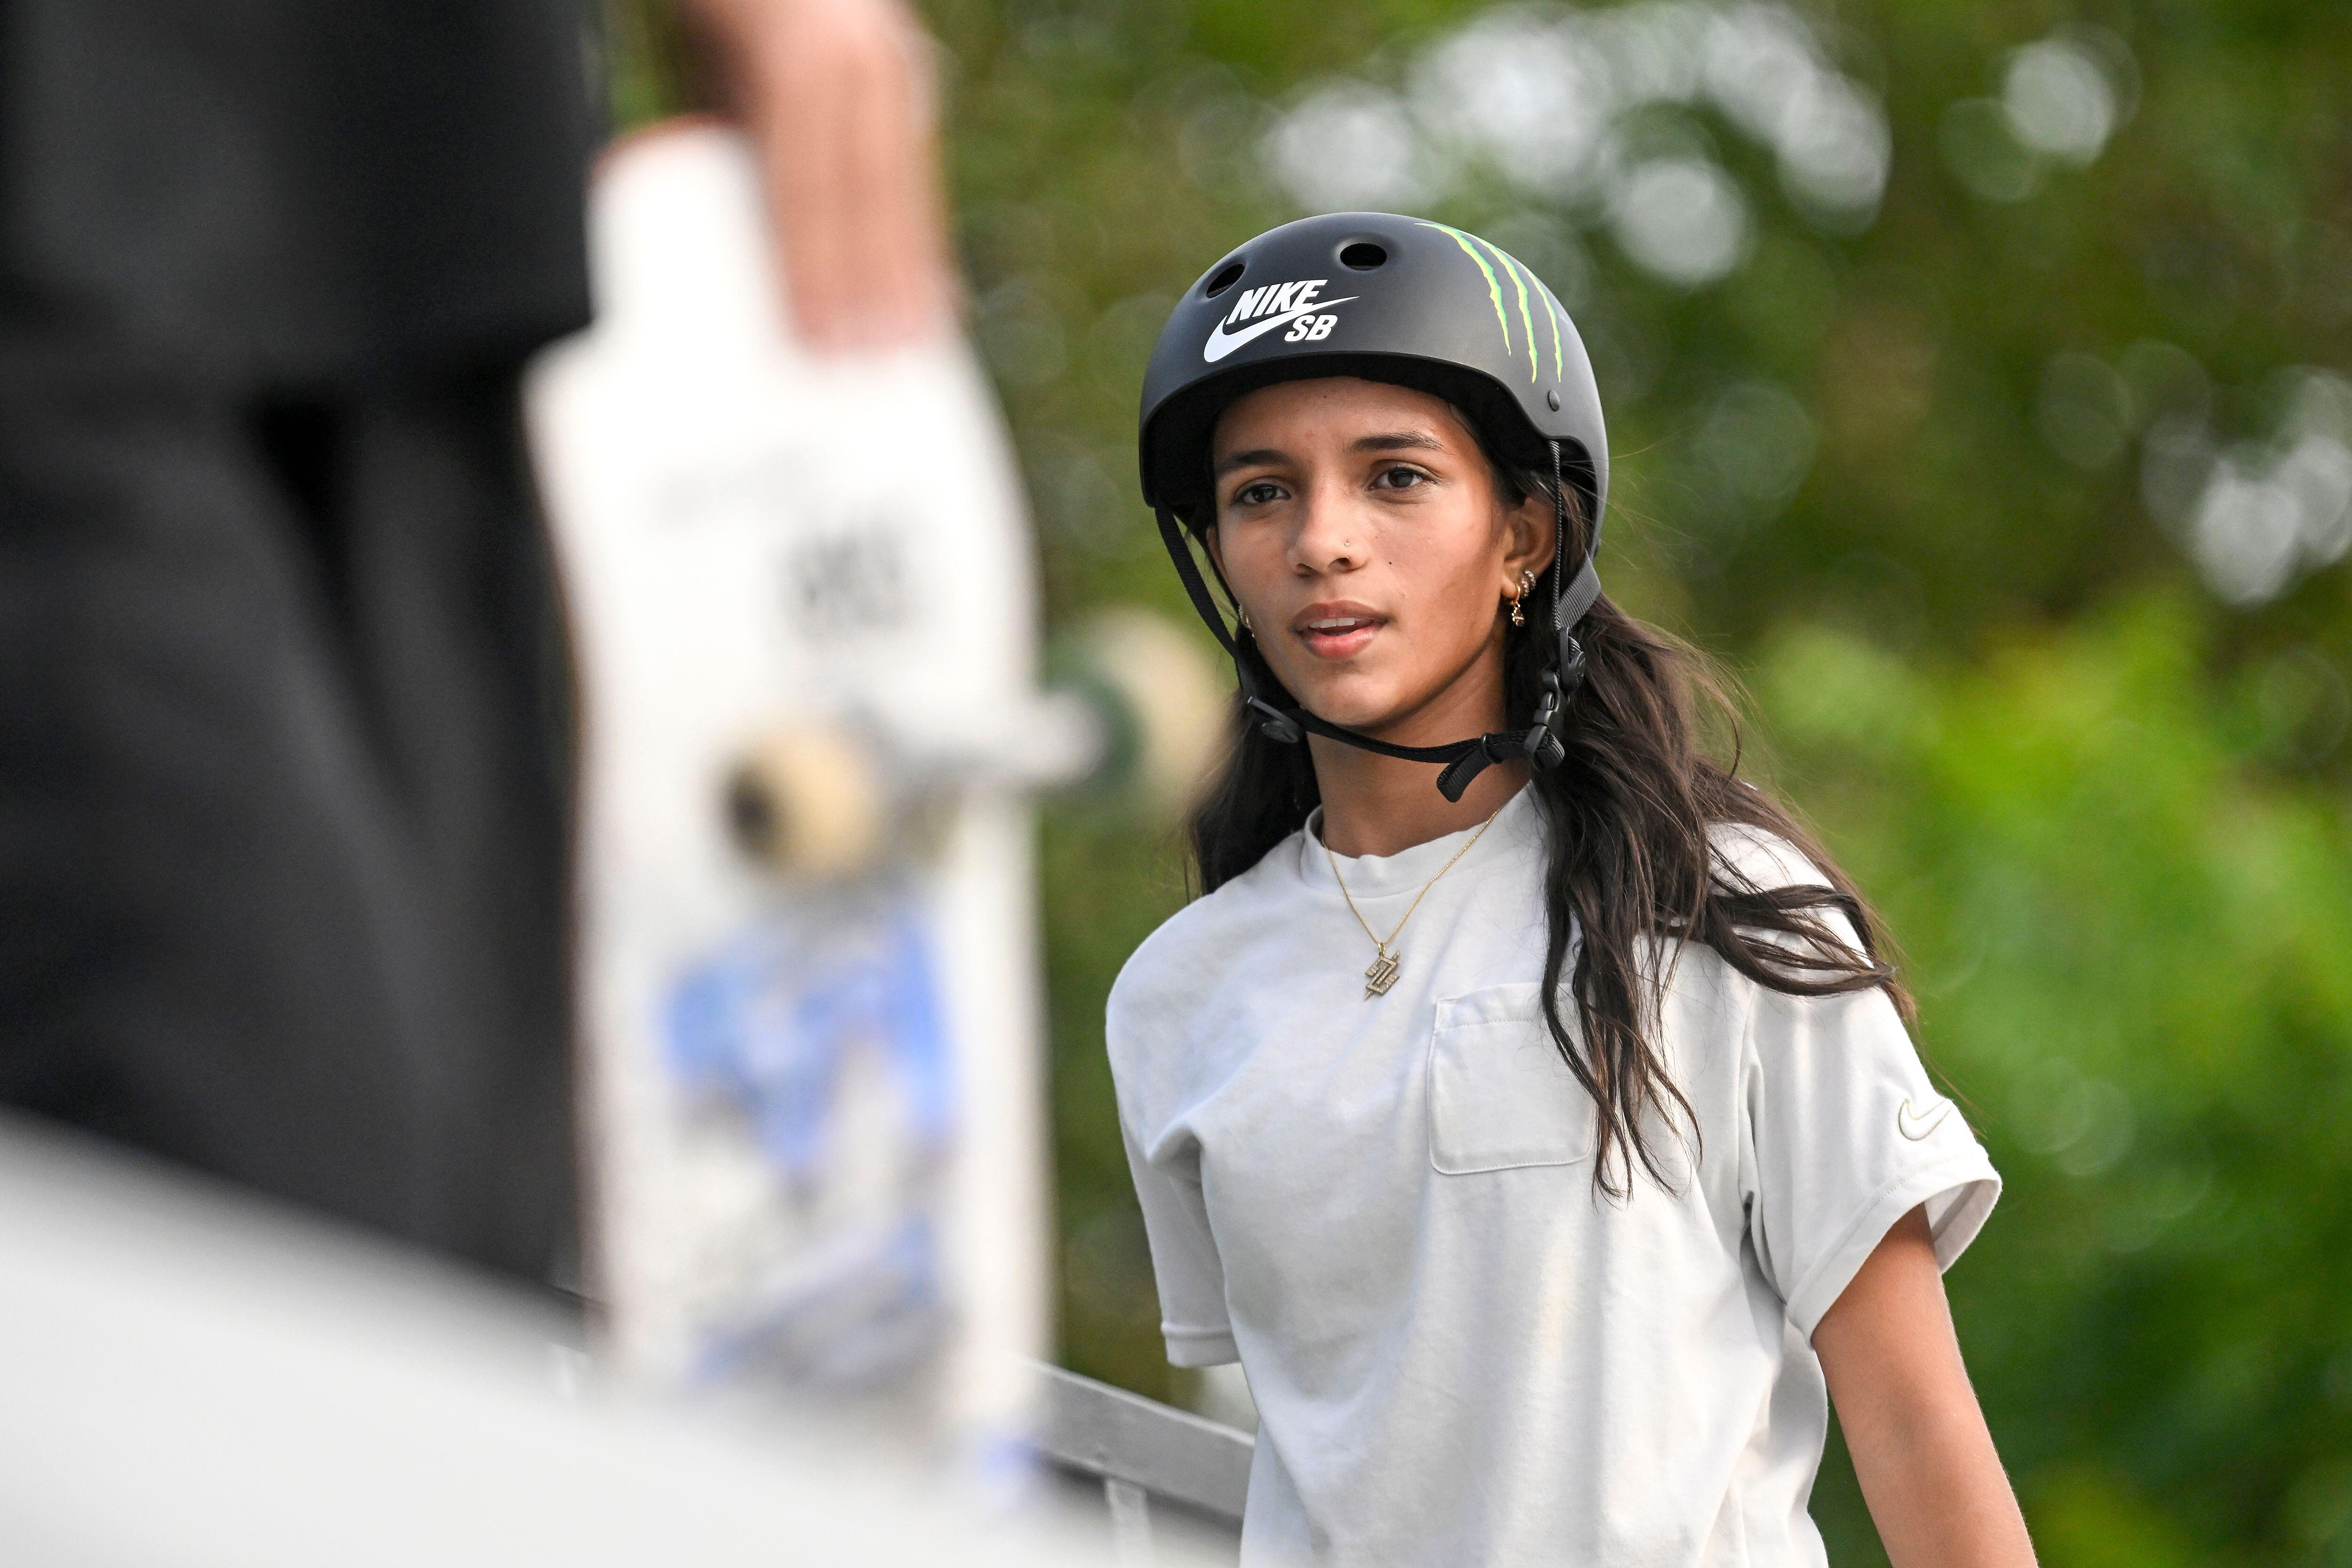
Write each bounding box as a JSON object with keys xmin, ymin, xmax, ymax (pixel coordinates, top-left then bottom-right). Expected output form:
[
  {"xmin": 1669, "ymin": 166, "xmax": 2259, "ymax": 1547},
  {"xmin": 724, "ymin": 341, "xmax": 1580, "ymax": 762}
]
[{"xmin": 1427, "ymin": 983, "xmax": 1599, "ymax": 1174}]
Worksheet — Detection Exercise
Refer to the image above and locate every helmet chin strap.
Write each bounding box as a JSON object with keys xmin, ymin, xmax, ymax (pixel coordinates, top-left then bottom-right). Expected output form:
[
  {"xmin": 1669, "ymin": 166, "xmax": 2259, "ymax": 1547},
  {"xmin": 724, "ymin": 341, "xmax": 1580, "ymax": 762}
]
[{"xmin": 1152, "ymin": 439, "xmax": 1604, "ymax": 804}]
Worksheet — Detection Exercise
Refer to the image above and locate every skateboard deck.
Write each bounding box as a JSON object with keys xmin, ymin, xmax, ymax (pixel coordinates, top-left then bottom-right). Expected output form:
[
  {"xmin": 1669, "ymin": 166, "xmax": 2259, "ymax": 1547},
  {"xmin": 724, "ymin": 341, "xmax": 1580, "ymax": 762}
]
[{"xmin": 527, "ymin": 122, "xmax": 1076, "ymax": 1456}]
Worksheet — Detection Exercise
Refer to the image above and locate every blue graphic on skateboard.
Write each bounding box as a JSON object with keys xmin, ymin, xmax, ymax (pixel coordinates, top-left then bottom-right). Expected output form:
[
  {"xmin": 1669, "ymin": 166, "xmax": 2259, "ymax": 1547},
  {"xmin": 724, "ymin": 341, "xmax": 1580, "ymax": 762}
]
[{"xmin": 663, "ymin": 895, "xmax": 957, "ymax": 1390}]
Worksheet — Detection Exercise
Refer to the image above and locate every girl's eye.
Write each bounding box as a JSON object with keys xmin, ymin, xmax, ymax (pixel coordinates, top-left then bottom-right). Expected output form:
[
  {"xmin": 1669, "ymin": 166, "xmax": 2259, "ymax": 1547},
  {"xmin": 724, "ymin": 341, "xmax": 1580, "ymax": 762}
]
[
  {"xmin": 1232, "ymin": 480, "xmax": 1285, "ymax": 506},
  {"xmin": 1374, "ymin": 466, "xmax": 1430, "ymax": 491}
]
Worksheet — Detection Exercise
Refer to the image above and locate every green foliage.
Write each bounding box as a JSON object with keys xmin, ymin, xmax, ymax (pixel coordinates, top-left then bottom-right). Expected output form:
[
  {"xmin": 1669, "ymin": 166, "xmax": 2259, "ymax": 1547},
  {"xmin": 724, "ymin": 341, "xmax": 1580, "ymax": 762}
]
[{"xmin": 1757, "ymin": 598, "xmax": 2352, "ymax": 1564}]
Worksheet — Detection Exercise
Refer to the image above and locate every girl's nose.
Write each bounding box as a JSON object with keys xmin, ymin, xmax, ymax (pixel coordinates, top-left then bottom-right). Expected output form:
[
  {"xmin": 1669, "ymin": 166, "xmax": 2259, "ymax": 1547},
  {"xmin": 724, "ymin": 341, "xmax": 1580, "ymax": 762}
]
[{"xmin": 1290, "ymin": 483, "xmax": 1364, "ymax": 575}]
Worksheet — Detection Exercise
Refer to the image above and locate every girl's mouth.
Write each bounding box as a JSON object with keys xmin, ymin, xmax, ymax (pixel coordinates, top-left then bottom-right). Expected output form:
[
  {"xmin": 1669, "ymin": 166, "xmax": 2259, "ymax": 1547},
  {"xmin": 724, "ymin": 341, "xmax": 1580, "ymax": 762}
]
[{"xmin": 1295, "ymin": 607, "xmax": 1386, "ymax": 660}]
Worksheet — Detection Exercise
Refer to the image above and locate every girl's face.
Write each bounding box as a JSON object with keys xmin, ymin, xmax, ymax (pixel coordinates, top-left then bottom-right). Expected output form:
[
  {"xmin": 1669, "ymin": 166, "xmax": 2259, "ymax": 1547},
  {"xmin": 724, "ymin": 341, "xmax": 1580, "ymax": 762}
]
[{"xmin": 1206, "ymin": 376, "xmax": 1554, "ymax": 739}]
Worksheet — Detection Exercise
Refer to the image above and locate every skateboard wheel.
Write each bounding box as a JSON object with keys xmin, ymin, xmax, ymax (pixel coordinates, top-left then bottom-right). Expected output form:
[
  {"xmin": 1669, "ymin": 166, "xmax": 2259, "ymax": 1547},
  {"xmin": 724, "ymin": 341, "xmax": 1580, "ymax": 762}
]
[
  {"xmin": 1061, "ymin": 608, "xmax": 1227, "ymax": 818},
  {"xmin": 726, "ymin": 726, "xmax": 890, "ymax": 877}
]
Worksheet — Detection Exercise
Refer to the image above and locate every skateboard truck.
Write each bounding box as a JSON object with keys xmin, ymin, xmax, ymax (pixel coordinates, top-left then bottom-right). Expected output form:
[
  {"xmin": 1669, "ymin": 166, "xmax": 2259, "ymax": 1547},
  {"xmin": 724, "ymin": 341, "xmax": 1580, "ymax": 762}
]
[{"xmin": 723, "ymin": 612, "xmax": 1225, "ymax": 880}]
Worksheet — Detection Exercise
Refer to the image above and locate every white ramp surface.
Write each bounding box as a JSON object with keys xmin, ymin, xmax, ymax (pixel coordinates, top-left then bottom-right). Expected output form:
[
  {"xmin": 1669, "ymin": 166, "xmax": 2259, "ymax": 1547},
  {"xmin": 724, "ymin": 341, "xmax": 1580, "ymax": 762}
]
[{"xmin": 0, "ymin": 1114, "xmax": 1146, "ymax": 1568}]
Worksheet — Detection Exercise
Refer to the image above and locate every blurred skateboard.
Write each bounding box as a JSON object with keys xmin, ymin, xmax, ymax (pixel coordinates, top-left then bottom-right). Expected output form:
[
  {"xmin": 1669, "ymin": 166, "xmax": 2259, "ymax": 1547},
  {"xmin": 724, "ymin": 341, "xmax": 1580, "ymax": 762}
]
[{"xmin": 526, "ymin": 122, "xmax": 1218, "ymax": 1453}]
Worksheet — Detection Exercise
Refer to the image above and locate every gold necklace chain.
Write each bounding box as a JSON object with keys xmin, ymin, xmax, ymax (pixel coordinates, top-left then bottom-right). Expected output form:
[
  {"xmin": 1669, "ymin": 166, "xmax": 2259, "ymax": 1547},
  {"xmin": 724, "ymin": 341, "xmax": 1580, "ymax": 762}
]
[{"xmin": 1323, "ymin": 803, "xmax": 1506, "ymax": 998}]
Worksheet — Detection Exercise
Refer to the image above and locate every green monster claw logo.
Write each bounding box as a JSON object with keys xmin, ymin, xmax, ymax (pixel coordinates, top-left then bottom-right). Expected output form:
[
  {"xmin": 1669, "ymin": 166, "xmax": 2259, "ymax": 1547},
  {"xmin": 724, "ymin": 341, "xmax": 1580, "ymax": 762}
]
[{"xmin": 1416, "ymin": 222, "xmax": 1564, "ymax": 384}]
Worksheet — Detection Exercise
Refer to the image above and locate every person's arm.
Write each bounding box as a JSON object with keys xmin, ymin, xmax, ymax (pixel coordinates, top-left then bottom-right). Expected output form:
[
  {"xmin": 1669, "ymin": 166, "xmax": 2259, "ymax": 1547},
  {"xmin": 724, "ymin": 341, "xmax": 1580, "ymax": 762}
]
[
  {"xmin": 1813, "ymin": 1205, "xmax": 2039, "ymax": 1568},
  {"xmin": 678, "ymin": 0, "xmax": 955, "ymax": 350}
]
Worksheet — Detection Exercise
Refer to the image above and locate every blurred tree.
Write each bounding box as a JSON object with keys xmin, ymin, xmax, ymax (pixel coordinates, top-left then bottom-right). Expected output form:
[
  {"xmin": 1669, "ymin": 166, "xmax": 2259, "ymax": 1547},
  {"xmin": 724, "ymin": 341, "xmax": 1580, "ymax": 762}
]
[
  {"xmin": 609, "ymin": 1, "xmax": 2352, "ymax": 1560},
  {"xmin": 1759, "ymin": 597, "xmax": 2352, "ymax": 1566}
]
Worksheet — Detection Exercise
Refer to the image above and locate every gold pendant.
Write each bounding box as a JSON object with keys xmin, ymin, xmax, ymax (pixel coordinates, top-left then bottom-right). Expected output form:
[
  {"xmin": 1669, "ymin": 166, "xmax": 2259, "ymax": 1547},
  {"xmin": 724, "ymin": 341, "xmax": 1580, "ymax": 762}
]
[{"xmin": 1363, "ymin": 947, "xmax": 1400, "ymax": 997}]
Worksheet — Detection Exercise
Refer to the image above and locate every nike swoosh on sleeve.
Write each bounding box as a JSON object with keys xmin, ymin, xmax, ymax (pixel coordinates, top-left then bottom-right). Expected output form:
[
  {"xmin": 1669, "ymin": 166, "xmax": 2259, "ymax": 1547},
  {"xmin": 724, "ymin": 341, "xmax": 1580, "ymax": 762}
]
[
  {"xmin": 1201, "ymin": 296, "xmax": 1358, "ymax": 362},
  {"xmin": 1896, "ymin": 1098, "xmax": 1955, "ymax": 1140}
]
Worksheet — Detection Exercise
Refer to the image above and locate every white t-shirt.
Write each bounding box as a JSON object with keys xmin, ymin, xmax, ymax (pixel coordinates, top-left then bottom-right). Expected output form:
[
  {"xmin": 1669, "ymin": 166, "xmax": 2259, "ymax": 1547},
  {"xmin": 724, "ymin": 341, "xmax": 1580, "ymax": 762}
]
[{"xmin": 1106, "ymin": 786, "xmax": 1999, "ymax": 1567}]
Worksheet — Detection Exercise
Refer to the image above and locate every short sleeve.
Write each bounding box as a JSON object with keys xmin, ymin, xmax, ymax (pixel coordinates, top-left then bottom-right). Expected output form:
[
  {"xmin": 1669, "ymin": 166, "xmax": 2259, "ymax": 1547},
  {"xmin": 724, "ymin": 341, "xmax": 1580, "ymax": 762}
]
[
  {"xmin": 1740, "ymin": 952, "xmax": 2001, "ymax": 1340},
  {"xmin": 1120, "ymin": 1116, "xmax": 1239, "ymax": 1367}
]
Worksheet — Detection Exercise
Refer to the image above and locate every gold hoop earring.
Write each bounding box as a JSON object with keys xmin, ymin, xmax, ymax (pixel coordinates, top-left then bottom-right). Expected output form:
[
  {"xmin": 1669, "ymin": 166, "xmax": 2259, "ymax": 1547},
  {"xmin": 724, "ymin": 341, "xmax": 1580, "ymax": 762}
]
[
  {"xmin": 1507, "ymin": 568, "xmax": 1537, "ymax": 629},
  {"xmin": 1236, "ymin": 605, "xmax": 1253, "ymax": 633}
]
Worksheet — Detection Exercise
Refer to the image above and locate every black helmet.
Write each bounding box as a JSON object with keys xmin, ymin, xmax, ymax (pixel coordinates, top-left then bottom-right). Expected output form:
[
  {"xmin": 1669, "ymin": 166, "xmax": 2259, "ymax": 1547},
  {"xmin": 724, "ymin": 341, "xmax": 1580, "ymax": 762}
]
[{"xmin": 1134, "ymin": 211, "xmax": 1609, "ymax": 802}]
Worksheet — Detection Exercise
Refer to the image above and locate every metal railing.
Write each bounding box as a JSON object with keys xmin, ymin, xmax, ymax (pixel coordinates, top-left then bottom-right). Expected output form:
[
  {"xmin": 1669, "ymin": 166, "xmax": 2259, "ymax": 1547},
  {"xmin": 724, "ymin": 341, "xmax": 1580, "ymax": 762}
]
[{"xmin": 1030, "ymin": 1362, "xmax": 1252, "ymax": 1563}]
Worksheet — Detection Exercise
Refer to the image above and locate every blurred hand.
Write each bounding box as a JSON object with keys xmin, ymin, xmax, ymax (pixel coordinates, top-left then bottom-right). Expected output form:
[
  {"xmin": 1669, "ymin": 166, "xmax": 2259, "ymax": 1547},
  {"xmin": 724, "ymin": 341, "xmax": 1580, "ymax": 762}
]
[{"xmin": 683, "ymin": 0, "xmax": 955, "ymax": 351}]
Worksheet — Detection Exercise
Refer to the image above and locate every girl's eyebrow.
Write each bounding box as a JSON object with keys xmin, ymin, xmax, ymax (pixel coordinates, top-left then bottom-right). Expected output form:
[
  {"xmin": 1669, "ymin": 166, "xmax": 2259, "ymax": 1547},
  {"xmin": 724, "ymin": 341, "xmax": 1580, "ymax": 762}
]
[
  {"xmin": 1351, "ymin": 430, "xmax": 1445, "ymax": 454},
  {"xmin": 1216, "ymin": 430, "xmax": 1444, "ymax": 478},
  {"xmin": 1214, "ymin": 446, "xmax": 1286, "ymax": 478}
]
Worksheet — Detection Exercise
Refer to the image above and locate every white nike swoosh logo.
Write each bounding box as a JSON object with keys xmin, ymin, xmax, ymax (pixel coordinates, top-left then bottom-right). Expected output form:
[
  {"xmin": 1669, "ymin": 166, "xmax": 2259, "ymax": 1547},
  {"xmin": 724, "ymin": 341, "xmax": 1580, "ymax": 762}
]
[
  {"xmin": 1896, "ymin": 1097, "xmax": 1955, "ymax": 1141},
  {"xmin": 1202, "ymin": 295, "xmax": 1359, "ymax": 362}
]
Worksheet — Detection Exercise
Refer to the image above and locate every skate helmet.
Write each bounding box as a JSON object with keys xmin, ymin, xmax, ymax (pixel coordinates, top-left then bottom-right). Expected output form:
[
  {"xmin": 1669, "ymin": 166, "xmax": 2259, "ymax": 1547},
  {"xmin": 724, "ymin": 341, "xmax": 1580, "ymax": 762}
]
[{"xmin": 1137, "ymin": 212, "xmax": 1608, "ymax": 801}]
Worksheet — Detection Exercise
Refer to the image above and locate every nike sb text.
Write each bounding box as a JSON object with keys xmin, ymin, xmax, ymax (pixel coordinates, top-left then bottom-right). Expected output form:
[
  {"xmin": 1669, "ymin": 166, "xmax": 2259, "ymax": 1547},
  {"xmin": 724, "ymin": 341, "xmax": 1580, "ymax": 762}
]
[
  {"xmin": 1201, "ymin": 278, "xmax": 1358, "ymax": 362},
  {"xmin": 1226, "ymin": 279, "xmax": 1324, "ymax": 323}
]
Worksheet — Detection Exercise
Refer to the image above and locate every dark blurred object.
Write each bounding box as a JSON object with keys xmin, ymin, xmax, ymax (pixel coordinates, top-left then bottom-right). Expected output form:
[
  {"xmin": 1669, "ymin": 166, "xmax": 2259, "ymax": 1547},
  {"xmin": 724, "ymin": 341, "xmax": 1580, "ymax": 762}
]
[
  {"xmin": 0, "ymin": 1, "xmax": 595, "ymax": 375},
  {"xmin": 0, "ymin": 0, "xmax": 597, "ymax": 1281}
]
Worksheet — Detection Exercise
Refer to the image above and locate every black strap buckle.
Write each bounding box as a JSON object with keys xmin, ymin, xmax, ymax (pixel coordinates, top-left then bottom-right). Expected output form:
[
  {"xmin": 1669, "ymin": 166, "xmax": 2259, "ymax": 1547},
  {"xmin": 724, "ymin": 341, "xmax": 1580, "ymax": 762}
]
[{"xmin": 1247, "ymin": 696, "xmax": 1303, "ymax": 744}]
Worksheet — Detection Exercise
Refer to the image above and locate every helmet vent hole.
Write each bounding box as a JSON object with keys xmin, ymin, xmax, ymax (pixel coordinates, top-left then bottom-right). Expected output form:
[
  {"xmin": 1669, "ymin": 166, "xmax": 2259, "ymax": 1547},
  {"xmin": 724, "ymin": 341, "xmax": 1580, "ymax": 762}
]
[
  {"xmin": 1339, "ymin": 241, "xmax": 1388, "ymax": 271},
  {"xmin": 1203, "ymin": 261, "xmax": 1246, "ymax": 298}
]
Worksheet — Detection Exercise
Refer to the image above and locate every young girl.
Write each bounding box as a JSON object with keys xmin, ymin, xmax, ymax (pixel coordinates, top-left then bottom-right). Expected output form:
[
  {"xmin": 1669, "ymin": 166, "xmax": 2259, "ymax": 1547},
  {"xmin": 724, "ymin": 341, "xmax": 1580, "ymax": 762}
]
[{"xmin": 1111, "ymin": 214, "xmax": 2036, "ymax": 1567}]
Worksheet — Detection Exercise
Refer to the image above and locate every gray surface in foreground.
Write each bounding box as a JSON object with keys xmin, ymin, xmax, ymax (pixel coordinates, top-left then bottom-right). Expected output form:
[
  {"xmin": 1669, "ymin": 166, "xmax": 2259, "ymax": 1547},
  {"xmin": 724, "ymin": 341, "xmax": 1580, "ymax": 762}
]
[{"xmin": 0, "ymin": 1112, "xmax": 1223, "ymax": 1568}]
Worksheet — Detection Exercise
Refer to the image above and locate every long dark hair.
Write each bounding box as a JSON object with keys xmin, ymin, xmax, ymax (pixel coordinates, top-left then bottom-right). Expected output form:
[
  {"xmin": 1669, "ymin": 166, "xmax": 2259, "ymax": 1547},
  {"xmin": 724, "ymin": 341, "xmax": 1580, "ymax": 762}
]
[{"xmin": 1184, "ymin": 446, "xmax": 1911, "ymax": 1194}]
